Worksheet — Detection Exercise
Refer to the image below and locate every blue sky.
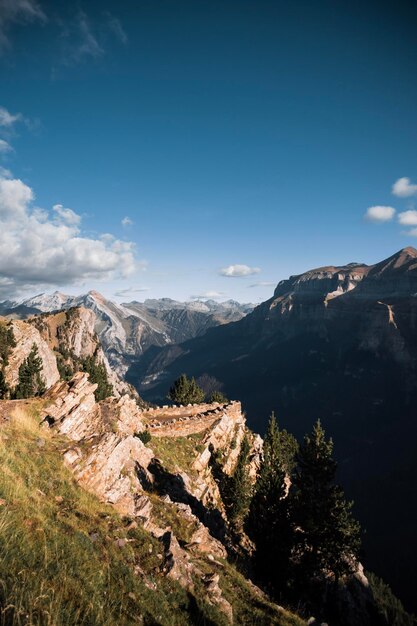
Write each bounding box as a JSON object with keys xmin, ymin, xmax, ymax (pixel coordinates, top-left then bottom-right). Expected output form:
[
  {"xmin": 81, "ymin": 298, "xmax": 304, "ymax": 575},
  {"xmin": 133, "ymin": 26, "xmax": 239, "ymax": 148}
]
[{"xmin": 0, "ymin": 0, "xmax": 417, "ymax": 303}]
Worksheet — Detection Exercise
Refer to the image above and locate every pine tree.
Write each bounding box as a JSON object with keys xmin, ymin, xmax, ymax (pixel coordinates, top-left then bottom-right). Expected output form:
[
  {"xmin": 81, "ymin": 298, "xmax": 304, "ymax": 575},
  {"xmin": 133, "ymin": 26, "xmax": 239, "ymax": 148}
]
[
  {"xmin": 226, "ymin": 434, "xmax": 252, "ymax": 528},
  {"xmin": 81, "ymin": 355, "xmax": 113, "ymax": 401},
  {"xmin": 247, "ymin": 413, "xmax": 292, "ymax": 594},
  {"xmin": 14, "ymin": 344, "xmax": 46, "ymax": 399},
  {"xmin": 291, "ymin": 420, "xmax": 361, "ymax": 589},
  {"xmin": 0, "ymin": 370, "xmax": 8, "ymax": 399},
  {"xmin": 209, "ymin": 390, "xmax": 228, "ymax": 404},
  {"xmin": 187, "ymin": 377, "xmax": 205, "ymax": 403},
  {"xmin": 168, "ymin": 374, "xmax": 205, "ymax": 404}
]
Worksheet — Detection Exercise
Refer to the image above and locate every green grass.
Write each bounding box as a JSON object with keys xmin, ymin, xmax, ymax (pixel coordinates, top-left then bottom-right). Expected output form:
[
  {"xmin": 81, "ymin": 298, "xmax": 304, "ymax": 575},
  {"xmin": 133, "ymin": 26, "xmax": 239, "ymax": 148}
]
[
  {"xmin": 0, "ymin": 405, "xmax": 223, "ymax": 625},
  {"xmin": 150, "ymin": 433, "xmax": 205, "ymax": 477},
  {"xmin": 148, "ymin": 493, "xmax": 199, "ymax": 544},
  {"xmin": 0, "ymin": 403, "xmax": 305, "ymax": 625}
]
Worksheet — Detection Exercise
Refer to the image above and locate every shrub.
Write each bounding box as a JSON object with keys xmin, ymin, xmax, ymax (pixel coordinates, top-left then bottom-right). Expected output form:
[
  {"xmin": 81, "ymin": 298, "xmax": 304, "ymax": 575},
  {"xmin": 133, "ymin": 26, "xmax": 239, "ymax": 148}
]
[{"xmin": 135, "ymin": 430, "xmax": 151, "ymax": 444}]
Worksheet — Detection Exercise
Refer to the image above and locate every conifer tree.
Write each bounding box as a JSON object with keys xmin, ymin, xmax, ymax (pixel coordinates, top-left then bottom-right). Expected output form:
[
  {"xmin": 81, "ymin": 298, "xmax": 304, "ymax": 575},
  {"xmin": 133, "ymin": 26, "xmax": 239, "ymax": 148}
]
[
  {"xmin": 291, "ymin": 420, "xmax": 361, "ymax": 588},
  {"xmin": 14, "ymin": 344, "xmax": 46, "ymax": 399},
  {"xmin": 0, "ymin": 370, "xmax": 8, "ymax": 399},
  {"xmin": 226, "ymin": 434, "xmax": 252, "ymax": 528},
  {"xmin": 168, "ymin": 374, "xmax": 205, "ymax": 404},
  {"xmin": 81, "ymin": 355, "xmax": 113, "ymax": 401},
  {"xmin": 247, "ymin": 413, "xmax": 292, "ymax": 593},
  {"xmin": 209, "ymin": 390, "xmax": 228, "ymax": 404}
]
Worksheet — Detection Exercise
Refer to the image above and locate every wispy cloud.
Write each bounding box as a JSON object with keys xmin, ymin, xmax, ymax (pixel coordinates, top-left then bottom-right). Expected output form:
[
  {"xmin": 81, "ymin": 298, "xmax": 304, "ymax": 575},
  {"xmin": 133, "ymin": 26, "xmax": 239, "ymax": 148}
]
[
  {"xmin": 190, "ymin": 291, "xmax": 226, "ymax": 299},
  {"xmin": 105, "ymin": 12, "xmax": 128, "ymax": 45},
  {"xmin": 248, "ymin": 281, "xmax": 275, "ymax": 288},
  {"xmin": 364, "ymin": 206, "xmax": 396, "ymax": 222},
  {"xmin": 392, "ymin": 177, "xmax": 417, "ymax": 198},
  {"xmin": 220, "ymin": 264, "xmax": 260, "ymax": 277},
  {"xmin": 0, "ymin": 106, "xmax": 23, "ymax": 128},
  {"xmin": 62, "ymin": 10, "xmax": 104, "ymax": 63},
  {"xmin": 0, "ymin": 0, "xmax": 46, "ymax": 53},
  {"xmin": 0, "ymin": 139, "xmax": 12, "ymax": 153},
  {"xmin": 114, "ymin": 286, "xmax": 149, "ymax": 298},
  {"xmin": 60, "ymin": 9, "xmax": 128, "ymax": 65},
  {"xmin": 121, "ymin": 216, "xmax": 133, "ymax": 227}
]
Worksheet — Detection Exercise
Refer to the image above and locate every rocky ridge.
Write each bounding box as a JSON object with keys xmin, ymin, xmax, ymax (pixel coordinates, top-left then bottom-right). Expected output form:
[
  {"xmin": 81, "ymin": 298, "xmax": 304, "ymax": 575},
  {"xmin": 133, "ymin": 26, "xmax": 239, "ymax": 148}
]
[
  {"xmin": 0, "ymin": 291, "xmax": 254, "ymax": 377},
  {"xmin": 40, "ymin": 372, "xmax": 268, "ymax": 622}
]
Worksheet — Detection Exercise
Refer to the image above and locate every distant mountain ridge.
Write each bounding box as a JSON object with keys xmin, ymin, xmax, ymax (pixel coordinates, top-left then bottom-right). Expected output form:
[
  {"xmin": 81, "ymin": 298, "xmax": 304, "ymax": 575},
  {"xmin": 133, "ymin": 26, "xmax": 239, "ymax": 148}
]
[
  {"xmin": 127, "ymin": 247, "xmax": 417, "ymax": 613},
  {"xmin": 0, "ymin": 291, "xmax": 254, "ymax": 376}
]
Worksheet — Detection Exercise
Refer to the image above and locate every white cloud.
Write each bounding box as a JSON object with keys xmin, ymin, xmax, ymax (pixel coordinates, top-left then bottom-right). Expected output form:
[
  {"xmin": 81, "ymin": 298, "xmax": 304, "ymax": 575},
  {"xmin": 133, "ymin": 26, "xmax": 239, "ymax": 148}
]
[
  {"xmin": 220, "ymin": 264, "xmax": 261, "ymax": 277},
  {"xmin": 364, "ymin": 205, "xmax": 396, "ymax": 222},
  {"xmin": 114, "ymin": 286, "xmax": 149, "ymax": 298},
  {"xmin": 0, "ymin": 0, "xmax": 46, "ymax": 52},
  {"xmin": 191, "ymin": 291, "xmax": 226, "ymax": 299},
  {"xmin": 0, "ymin": 166, "xmax": 11, "ymax": 178},
  {"xmin": 74, "ymin": 11, "xmax": 103, "ymax": 60},
  {"xmin": 0, "ymin": 106, "xmax": 22, "ymax": 128},
  {"xmin": 0, "ymin": 139, "xmax": 12, "ymax": 153},
  {"xmin": 398, "ymin": 210, "xmax": 417, "ymax": 226},
  {"xmin": 121, "ymin": 216, "xmax": 133, "ymax": 227},
  {"xmin": 0, "ymin": 171, "xmax": 136, "ymax": 297},
  {"xmin": 248, "ymin": 281, "xmax": 275, "ymax": 288},
  {"xmin": 392, "ymin": 177, "xmax": 417, "ymax": 198},
  {"xmin": 53, "ymin": 203, "xmax": 81, "ymax": 226}
]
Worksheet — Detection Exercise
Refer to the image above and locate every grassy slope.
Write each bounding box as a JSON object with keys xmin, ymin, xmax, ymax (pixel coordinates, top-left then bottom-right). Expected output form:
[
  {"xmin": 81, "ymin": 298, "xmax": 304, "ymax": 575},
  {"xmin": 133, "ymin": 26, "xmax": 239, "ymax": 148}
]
[{"xmin": 0, "ymin": 403, "xmax": 304, "ymax": 626}]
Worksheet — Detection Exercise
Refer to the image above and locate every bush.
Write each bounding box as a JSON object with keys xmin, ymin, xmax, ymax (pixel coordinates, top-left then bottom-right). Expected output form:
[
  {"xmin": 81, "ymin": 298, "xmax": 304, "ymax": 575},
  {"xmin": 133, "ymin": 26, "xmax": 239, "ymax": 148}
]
[{"xmin": 135, "ymin": 430, "xmax": 151, "ymax": 444}]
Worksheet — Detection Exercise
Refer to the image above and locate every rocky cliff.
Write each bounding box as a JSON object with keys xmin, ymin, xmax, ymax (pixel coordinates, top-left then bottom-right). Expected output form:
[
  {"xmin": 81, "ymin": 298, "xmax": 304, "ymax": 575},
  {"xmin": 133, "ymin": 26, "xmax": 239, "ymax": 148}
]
[
  {"xmin": 131, "ymin": 247, "xmax": 417, "ymax": 613},
  {"xmin": 39, "ymin": 373, "xmax": 275, "ymax": 623},
  {"xmin": 28, "ymin": 306, "xmax": 137, "ymax": 399},
  {"xmin": 4, "ymin": 319, "xmax": 60, "ymax": 389}
]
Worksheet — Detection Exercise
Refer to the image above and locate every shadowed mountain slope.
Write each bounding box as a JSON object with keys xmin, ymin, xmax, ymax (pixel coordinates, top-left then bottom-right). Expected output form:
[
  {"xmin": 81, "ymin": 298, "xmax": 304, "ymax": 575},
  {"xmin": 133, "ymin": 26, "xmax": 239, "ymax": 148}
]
[{"xmin": 129, "ymin": 247, "xmax": 417, "ymax": 612}]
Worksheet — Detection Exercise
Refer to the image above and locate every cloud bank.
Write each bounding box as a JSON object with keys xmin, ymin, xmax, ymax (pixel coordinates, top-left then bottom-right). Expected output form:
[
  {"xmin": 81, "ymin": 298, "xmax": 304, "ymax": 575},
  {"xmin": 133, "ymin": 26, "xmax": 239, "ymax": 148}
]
[
  {"xmin": 220, "ymin": 264, "xmax": 260, "ymax": 277},
  {"xmin": 0, "ymin": 170, "xmax": 136, "ymax": 298}
]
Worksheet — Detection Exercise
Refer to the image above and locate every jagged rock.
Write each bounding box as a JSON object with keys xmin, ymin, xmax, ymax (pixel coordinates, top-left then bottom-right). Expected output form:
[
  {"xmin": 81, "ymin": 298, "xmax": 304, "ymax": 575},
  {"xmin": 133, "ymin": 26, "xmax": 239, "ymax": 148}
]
[
  {"xmin": 188, "ymin": 524, "xmax": 227, "ymax": 558},
  {"xmin": 160, "ymin": 530, "xmax": 196, "ymax": 589},
  {"xmin": 5, "ymin": 320, "xmax": 60, "ymax": 389},
  {"xmin": 202, "ymin": 572, "xmax": 233, "ymax": 623}
]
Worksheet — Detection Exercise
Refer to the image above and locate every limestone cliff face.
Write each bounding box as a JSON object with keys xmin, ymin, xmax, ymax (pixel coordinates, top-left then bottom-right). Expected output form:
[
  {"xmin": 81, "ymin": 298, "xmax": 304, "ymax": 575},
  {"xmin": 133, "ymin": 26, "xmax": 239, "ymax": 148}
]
[
  {"xmin": 42, "ymin": 377, "xmax": 264, "ymax": 622},
  {"xmin": 4, "ymin": 320, "xmax": 60, "ymax": 389},
  {"xmin": 30, "ymin": 307, "xmax": 138, "ymax": 400}
]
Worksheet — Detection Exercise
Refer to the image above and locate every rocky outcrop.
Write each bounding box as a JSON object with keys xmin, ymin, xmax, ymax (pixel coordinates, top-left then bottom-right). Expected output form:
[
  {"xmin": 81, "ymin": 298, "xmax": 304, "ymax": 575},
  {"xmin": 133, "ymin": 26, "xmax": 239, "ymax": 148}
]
[
  {"xmin": 4, "ymin": 320, "xmax": 60, "ymax": 390},
  {"xmin": 41, "ymin": 374, "xmax": 255, "ymax": 623},
  {"xmin": 30, "ymin": 307, "xmax": 139, "ymax": 400}
]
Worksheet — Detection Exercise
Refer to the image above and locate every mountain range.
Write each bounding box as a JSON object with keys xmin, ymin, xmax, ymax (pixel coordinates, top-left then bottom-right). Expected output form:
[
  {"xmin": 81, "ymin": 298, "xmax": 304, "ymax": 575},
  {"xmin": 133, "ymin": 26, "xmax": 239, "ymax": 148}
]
[
  {"xmin": 126, "ymin": 247, "xmax": 417, "ymax": 612},
  {"xmin": 0, "ymin": 292, "xmax": 254, "ymax": 377}
]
